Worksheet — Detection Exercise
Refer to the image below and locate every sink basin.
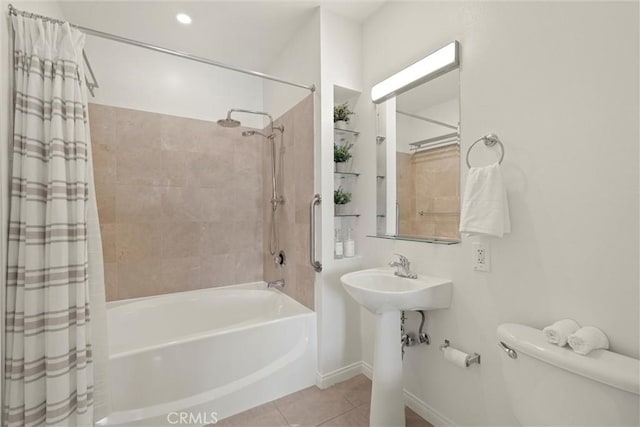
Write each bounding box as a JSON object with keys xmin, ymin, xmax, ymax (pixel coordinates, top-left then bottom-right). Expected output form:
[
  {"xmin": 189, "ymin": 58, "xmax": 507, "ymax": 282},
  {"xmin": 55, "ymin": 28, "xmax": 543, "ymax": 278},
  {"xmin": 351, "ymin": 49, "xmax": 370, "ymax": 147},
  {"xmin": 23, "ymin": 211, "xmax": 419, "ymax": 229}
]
[
  {"xmin": 340, "ymin": 267, "xmax": 452, "ymax": 427},
  {"xmin": 341, "ymin": 268, "xmax": 452, "ymax": 314}
]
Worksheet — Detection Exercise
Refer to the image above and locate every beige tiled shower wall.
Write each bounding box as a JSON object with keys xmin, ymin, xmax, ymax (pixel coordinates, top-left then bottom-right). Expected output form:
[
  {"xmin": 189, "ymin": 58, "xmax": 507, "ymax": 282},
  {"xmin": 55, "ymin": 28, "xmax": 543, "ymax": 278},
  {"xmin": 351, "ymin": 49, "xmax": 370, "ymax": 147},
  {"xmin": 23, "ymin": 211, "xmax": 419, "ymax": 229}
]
[
  {"xmin": 262, "ymin": 95, "xmax": 315, "ymax": 309},
  {"xmin": 89, "ymin": 104, "xmax": 264, "ymax": 301},
  {"xmin": 397, "ymin": 145, "xmax": 460, "ymax": 239},
  {"xmin": 397, "ymin": 152, "xmax": 415, "ymax": 233}
]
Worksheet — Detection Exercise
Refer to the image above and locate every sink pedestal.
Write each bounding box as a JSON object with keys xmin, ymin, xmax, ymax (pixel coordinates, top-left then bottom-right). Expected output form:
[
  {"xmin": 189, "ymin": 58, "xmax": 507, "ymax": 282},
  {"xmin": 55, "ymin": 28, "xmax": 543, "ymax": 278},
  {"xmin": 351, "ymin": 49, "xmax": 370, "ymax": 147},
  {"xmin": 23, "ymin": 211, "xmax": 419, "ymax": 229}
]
[
  {"xmin": 340, "ymin": 268, "xmax": 452, "ymax": 427},
  {"xmin": 370, "ymin": 311, "xmax": 405, "ymax": 427}
]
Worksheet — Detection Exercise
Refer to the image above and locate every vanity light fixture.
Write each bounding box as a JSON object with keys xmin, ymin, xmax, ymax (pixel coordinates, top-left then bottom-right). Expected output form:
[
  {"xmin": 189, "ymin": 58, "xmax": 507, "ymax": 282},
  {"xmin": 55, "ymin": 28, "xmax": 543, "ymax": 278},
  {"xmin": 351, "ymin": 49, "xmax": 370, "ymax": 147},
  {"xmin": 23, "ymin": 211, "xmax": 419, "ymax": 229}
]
[
  {"xmin": 176, "ymin": 13, "xmax": 192, "ymax": 25},
  {"xmin": 371, "ymin": 41, "xmax": 459, "ymax": 104}
]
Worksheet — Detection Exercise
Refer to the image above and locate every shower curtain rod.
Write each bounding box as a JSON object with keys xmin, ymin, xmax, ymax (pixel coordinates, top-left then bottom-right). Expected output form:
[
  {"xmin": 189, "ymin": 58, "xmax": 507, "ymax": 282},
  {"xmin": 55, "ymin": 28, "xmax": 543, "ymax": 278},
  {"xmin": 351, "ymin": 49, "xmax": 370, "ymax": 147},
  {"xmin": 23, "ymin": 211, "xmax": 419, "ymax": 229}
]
[
  {"xmin": 408, "ymin": 131, "xmax": 459, "ymax": 153},
  {"xmin": 410, "ymin": 139, "xmax": 458, "ymax": 153},
  {"xmin": 8, "ymin": 4, "xmax": 316, "ymax": 93},
  {"xmin": 397, "ymin": 110, "xmax": 457, "ymax": 130}
]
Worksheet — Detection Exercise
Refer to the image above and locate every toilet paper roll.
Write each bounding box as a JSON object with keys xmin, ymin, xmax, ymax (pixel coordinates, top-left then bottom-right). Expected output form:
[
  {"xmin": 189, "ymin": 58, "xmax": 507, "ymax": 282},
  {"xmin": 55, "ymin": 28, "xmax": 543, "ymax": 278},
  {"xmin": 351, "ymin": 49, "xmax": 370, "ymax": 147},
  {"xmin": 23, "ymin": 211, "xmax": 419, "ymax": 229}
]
[{"xmin": 443, "ymin": 346, "xmax": 468, "ymax": 368}]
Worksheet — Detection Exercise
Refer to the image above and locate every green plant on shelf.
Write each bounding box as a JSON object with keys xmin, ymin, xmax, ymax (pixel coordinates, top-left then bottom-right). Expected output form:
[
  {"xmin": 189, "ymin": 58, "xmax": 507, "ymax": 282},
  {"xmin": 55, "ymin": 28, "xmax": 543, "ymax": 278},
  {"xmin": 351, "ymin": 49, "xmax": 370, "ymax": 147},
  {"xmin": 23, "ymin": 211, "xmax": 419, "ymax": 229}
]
[
  {"xmin": 334, "ymin": 142, "xmax": 353, "ymax": 163},
  {"xmin": 334, "ymin": 102, "xmax": 355, "ymax": 123},
  {"xmin": 334, "ymin": 186, "xmax": 352, "ymax": 205}
]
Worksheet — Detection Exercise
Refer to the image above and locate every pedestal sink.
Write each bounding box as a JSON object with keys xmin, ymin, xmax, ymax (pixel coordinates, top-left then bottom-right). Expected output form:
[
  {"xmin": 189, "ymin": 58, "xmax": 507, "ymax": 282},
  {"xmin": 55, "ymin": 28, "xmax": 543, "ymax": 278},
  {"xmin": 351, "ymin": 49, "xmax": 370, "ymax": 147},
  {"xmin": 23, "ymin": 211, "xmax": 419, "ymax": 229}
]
[{"xmin": 340, "ymin": 268, "xmax": 452, "ymax": 427}]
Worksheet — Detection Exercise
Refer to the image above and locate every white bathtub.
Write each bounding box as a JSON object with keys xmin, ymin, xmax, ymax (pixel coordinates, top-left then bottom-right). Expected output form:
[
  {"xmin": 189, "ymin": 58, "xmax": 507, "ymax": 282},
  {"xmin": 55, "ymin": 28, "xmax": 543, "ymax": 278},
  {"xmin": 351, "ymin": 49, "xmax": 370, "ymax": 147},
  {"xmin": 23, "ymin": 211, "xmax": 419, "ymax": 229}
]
[{"xmin": 97, "ymin": 282, "xmax": 317, "ymax": 426}]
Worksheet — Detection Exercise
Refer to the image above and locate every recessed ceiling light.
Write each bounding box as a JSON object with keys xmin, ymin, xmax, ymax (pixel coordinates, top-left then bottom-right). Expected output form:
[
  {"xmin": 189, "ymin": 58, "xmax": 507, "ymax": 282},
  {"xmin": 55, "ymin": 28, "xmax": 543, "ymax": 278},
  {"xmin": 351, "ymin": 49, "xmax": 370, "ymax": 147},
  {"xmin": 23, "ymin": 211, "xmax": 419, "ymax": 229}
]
[{"xmin": 176, "ymin": 13, "xmax": 192, "ymax": 25}]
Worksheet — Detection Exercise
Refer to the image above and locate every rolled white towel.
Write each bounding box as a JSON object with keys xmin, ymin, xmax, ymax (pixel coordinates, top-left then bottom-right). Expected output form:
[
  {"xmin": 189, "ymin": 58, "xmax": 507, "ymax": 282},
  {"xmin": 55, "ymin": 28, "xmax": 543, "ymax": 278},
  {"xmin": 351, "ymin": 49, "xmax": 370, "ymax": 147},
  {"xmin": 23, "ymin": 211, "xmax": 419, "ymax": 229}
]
[
  {"xmin": 568, "ymin": 326, "xmax": 610, "ymax": 355},
  {"xmin": 543, "ymin": 319, "xmax": 580, "ymax": 346}
]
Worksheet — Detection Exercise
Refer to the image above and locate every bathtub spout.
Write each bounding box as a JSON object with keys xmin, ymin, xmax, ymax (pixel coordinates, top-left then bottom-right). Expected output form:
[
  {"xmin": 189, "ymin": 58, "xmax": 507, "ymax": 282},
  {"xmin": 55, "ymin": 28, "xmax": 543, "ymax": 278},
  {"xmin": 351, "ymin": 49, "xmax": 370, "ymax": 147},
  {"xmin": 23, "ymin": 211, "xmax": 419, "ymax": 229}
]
[{"xmin": 267, "ymin": 279, "xmax": 285, "ymax": 289}]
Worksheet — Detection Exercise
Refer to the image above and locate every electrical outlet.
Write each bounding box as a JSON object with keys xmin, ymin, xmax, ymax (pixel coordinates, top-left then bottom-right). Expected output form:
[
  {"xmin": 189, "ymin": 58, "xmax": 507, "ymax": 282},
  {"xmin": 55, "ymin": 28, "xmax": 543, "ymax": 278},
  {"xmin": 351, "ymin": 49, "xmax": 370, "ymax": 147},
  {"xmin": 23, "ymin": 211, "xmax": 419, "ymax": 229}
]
[{"xmin": 472, "ymin": 242, "xmax": 491, "ymax": 272}]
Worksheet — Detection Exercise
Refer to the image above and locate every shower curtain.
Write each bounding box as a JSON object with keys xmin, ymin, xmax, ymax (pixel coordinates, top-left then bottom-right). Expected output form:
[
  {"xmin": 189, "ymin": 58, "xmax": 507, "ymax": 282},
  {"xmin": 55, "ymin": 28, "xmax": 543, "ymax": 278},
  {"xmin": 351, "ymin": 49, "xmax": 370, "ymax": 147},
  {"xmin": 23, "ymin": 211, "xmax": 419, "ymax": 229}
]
[{"xmin": 4, "ymin": 15, "xmax": 110, "ymax": 426}]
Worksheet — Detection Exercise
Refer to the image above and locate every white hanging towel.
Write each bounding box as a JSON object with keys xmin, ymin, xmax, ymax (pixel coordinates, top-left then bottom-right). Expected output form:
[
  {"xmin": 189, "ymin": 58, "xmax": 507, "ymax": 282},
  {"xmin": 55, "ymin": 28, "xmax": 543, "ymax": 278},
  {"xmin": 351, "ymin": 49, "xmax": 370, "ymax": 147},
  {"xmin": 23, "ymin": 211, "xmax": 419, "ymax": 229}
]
[{"xmin": 459, "ymin": 163, "xmax": 511, "ymax": 237}]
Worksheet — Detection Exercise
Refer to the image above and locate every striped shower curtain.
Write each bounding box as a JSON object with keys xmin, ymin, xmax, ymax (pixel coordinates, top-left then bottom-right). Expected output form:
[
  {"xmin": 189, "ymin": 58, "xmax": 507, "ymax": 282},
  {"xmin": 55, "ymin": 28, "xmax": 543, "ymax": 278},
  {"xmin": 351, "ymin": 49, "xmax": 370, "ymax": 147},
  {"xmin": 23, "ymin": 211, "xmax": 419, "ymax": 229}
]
[{"xmin": 4, "ymin": 15, "xmax": 109, "ymax": 426}]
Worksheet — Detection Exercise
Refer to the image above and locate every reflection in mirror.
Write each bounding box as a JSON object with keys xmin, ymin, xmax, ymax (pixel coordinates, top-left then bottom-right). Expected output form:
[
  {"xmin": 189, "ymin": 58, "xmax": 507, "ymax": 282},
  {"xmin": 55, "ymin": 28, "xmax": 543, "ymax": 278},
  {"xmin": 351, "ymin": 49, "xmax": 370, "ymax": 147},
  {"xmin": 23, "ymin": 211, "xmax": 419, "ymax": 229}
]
[{"xmin": 375, "ymin": 51, "xmax": 460, "ymax": 243}]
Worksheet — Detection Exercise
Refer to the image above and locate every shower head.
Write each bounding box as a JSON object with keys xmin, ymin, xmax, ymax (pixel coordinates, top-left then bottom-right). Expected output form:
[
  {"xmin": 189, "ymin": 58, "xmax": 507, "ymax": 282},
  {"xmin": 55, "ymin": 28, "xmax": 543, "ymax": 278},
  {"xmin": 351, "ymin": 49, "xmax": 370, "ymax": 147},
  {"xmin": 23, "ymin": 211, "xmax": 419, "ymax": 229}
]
[
  {"xmin": 220, "ymin": 108, "xmax": 284, "ymax": 133},
  {"xmin": 217, "ymin": 117, "xmax": 241, "ymax": 128}
]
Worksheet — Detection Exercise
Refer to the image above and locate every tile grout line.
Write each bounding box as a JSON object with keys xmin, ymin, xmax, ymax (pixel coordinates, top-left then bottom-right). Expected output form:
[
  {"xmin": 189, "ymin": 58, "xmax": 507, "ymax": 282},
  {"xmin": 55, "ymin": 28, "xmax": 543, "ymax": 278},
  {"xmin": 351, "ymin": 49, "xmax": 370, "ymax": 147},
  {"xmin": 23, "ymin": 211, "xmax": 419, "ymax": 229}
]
[
  {"xmin": 312, "ymin": 399, "xmax": 358, "ymax": 427},
  {"xmin": 273, "ymin": 401, "xmax": 295, "ymax": 427},
  {"xmin": 344, "ymin": 394, "xmax": 366, "ymax": 408},
  {"xmin": 277, "ymin": 399, "xmax": 357, "ymax": 427}
]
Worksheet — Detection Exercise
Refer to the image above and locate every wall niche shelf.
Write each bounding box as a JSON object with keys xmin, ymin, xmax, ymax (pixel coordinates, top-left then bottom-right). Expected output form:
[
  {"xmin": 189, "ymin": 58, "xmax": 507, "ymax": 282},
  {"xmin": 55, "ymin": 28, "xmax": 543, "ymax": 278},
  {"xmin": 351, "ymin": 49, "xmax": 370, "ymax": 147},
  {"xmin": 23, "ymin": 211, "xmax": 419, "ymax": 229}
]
[
  {"xmin": 333, "ymin": 85, "xmax": 362, "ymax": 262},
  {"xmin": 334, "ymin": 255, "xmax": 363, "ymax": 262},
  {"xmin": 367, "ymin": 234, "xmax": 460, "ymax": 245},
  {"xmin": 335, "ymin": 171, "xmax": 360, "ymax": 177},
  {"xmin": 334, "ymin": 128, "xmax": 360, "ymax": 137}
]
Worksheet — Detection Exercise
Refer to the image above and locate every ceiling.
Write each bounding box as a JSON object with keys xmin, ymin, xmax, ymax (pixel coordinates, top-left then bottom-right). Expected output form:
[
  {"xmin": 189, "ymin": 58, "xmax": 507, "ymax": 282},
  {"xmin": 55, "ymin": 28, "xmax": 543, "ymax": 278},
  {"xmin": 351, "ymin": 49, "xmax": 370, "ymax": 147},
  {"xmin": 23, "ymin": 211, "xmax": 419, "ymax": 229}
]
[{"xmin": 60, "ymin": 1, "xmax": 385, "ymax": 71}]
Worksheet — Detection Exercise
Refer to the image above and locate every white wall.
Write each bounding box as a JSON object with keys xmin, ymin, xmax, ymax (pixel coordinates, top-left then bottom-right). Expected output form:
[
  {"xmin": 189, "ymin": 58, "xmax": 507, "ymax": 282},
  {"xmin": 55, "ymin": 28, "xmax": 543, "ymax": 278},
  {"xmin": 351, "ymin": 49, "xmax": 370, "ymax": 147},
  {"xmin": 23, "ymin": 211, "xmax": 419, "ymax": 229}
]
[
  {"xmin": 263, "ymin": 10, "xmax": 320, "ymax": 122},
  {"xmin": 84, "ymin": 36, "xmax": 265, "ymax": 128},
  {"xmin": 260, "ymin": 7, "xmax": 368, "ymax": 382},
  {"xmin": 264, "ymin": 6, "xmax": 367, "ymax": 382},
  {"xmin": 316, "ymin": 8, "xmax": 365, "ymax": 379},
  {"xmin": 261, "ymin": 8, "xmax": 331, "ymax": 377},
  {"xmin": 355, "ymin": 2, "xmax": 639, "ymax": 425},
  {"xmin": 6, "ymin": 2, "xmax": 266, "ymax": 128}
]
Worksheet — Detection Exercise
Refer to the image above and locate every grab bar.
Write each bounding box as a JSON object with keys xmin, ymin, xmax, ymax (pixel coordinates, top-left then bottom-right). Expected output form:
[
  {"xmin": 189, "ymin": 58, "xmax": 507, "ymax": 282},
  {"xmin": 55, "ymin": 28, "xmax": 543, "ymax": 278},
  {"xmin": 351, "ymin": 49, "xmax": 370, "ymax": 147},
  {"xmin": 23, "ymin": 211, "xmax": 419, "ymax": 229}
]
[{"xmin": 309, "ymin": 194, "xmax": 322, "ymax": 272}]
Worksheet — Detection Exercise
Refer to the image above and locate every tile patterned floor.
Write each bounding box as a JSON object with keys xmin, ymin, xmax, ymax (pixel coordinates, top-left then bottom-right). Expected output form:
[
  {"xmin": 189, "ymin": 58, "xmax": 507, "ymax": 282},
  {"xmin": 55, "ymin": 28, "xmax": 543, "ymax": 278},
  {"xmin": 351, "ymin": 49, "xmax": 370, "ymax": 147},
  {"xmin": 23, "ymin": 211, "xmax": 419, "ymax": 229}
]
[{"xmin": 215, "ymin": 375, "xmax": 433, "ymax": 427}]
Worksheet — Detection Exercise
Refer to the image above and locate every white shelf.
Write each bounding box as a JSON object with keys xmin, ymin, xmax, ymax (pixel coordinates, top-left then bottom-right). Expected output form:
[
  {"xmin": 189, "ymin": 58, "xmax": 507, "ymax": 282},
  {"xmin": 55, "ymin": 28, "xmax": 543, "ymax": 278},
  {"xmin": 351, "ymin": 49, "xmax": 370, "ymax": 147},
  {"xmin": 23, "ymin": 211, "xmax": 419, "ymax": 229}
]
[
  {"xmin": 334, "ymin": 128, "xmax": 360, "ymax": 137},
  {"xmin": 333, "ymin": 255, "xmax": 364, "ymax": 262}
]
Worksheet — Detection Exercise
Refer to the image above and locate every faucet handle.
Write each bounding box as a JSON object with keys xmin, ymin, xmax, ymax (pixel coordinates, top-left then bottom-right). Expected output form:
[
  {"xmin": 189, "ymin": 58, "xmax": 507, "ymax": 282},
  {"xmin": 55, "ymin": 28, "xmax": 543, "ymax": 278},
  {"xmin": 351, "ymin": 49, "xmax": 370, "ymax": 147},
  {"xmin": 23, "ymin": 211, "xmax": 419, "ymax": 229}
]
[{"xmin": 393, "ymin": 253, "xmax": 410, "ymax": 265}]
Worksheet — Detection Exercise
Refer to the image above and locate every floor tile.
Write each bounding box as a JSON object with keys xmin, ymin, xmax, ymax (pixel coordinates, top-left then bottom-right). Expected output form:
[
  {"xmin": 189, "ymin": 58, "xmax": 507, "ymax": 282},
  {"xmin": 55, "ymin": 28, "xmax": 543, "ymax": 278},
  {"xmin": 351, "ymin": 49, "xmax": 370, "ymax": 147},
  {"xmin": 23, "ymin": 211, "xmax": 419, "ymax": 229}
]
[
  {"xmin": 318, "ymin": 404, "xmax": 369, "ymax": 426},
  {"xmin": 215, "ymin": 402, "xmax": 288, "ymax": 427},
  {"xmin": 274, "ymin": 386, "xmax": 355, "ymax": 426},
  {"xmin": 218, "ymin": 375, "xmax": 433, "ymax": 427},
  {"xmin": 332, "ymin": 375, "xmax": 372, "ymax": 407},
  {"xmin": 319, "ymin": 403, "xmax": 433, "ymax": 427},
  {"xmin": 406, "ymin": 407, "xmax": 433, "ymax": 427}
]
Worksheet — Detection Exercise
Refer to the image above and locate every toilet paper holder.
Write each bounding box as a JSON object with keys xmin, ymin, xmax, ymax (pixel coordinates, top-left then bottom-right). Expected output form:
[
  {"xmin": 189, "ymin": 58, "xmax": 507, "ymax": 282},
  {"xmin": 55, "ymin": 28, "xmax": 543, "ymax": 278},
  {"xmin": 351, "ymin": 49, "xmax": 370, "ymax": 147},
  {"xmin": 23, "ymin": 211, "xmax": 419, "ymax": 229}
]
[{"xmin": 440, "ymin": 339, "xmax": 481, "ymax": 367}]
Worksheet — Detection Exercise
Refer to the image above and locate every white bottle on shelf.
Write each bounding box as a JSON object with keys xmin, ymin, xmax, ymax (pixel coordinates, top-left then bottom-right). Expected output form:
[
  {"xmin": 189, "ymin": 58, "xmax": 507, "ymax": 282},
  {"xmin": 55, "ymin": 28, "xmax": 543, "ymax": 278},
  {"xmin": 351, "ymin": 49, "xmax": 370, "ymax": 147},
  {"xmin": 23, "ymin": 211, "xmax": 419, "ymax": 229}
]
[
  {"xmin": 334, "ymin": 229, "xmax": 344, "ymax": 259},
  {"xmin": 344, "ymin": 228, "xmax": 355, "ymax": 258}
]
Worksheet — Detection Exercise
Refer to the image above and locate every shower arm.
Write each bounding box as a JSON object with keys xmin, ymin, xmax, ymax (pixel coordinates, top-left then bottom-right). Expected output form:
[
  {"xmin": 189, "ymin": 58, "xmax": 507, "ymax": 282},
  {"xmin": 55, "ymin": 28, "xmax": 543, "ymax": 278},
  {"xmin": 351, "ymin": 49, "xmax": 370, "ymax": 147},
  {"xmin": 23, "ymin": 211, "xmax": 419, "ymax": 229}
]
[{"xmin": 227, "ymin": 108, "xmax": 284, "ymax": 133}]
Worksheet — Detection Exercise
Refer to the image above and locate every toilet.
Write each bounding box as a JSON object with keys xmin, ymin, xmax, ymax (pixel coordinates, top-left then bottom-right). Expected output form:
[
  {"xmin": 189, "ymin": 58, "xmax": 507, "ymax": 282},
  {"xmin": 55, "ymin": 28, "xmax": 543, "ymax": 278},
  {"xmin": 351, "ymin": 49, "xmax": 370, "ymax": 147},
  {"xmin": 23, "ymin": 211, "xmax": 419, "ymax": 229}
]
[{"xmin": 497, "ymin": 323, "xmax": 640, "ymax": 426}]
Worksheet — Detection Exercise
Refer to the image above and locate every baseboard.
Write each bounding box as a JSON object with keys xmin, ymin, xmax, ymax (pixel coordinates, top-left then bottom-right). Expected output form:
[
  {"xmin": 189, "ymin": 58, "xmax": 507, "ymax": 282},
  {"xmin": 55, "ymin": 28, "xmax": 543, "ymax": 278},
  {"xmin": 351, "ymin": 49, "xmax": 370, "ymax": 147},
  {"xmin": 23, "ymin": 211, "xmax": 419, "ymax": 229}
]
[
  {"xmin": 403, "ymin": 389, "xmax": 458, "ymax": 427},
  {"xmin": 361, "ymin": 361, "xmax": 458, "ymax": 427},
  {"xmin": 361, "ymin": 361, "xmax": 373, "ymax": 379},
  {"xmin": 315, "ymin": 361, "xmax": 364, "ymax": 389}
]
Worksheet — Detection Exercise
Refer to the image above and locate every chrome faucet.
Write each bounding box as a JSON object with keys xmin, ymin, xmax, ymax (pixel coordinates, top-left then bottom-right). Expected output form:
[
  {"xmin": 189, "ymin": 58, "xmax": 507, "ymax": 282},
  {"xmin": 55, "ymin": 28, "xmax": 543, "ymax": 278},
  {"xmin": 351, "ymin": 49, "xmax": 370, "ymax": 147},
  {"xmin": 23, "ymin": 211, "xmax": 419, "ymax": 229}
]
[
  {"xmin": 389, "ymin": 253, "xmax": 418, "ymax": 279},
  {"xmin": 267, "ymin": 279, "xmax": 285, "ymax": 289}
]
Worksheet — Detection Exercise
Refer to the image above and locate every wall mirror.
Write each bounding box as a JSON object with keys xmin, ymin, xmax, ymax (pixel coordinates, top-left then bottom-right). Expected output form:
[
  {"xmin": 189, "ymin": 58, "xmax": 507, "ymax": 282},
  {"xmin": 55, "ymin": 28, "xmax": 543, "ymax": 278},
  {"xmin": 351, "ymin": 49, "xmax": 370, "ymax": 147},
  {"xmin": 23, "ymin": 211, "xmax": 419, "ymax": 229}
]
[{"xmin": 374, "ymin": 41, "xmax": 461, "ymax": 244}]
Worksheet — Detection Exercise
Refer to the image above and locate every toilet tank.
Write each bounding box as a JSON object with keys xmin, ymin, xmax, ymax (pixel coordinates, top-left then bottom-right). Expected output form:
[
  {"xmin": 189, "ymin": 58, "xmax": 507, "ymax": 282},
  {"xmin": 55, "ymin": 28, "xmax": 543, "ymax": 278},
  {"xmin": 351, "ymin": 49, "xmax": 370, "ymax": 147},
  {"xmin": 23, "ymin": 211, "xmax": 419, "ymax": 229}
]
[{"xmin": 497, "ymin": 323, "xmax": 640, "ymax": 426}]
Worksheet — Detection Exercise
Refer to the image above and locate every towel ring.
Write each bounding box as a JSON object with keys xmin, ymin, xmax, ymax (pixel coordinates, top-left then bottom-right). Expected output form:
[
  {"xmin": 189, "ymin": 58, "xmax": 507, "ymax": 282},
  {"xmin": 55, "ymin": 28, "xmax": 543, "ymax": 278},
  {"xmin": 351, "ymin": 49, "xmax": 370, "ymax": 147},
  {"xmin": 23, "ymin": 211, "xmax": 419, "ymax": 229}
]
[{"xmin": 465, "ymin": 134, "xmax": 504, "ymax": 168}]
